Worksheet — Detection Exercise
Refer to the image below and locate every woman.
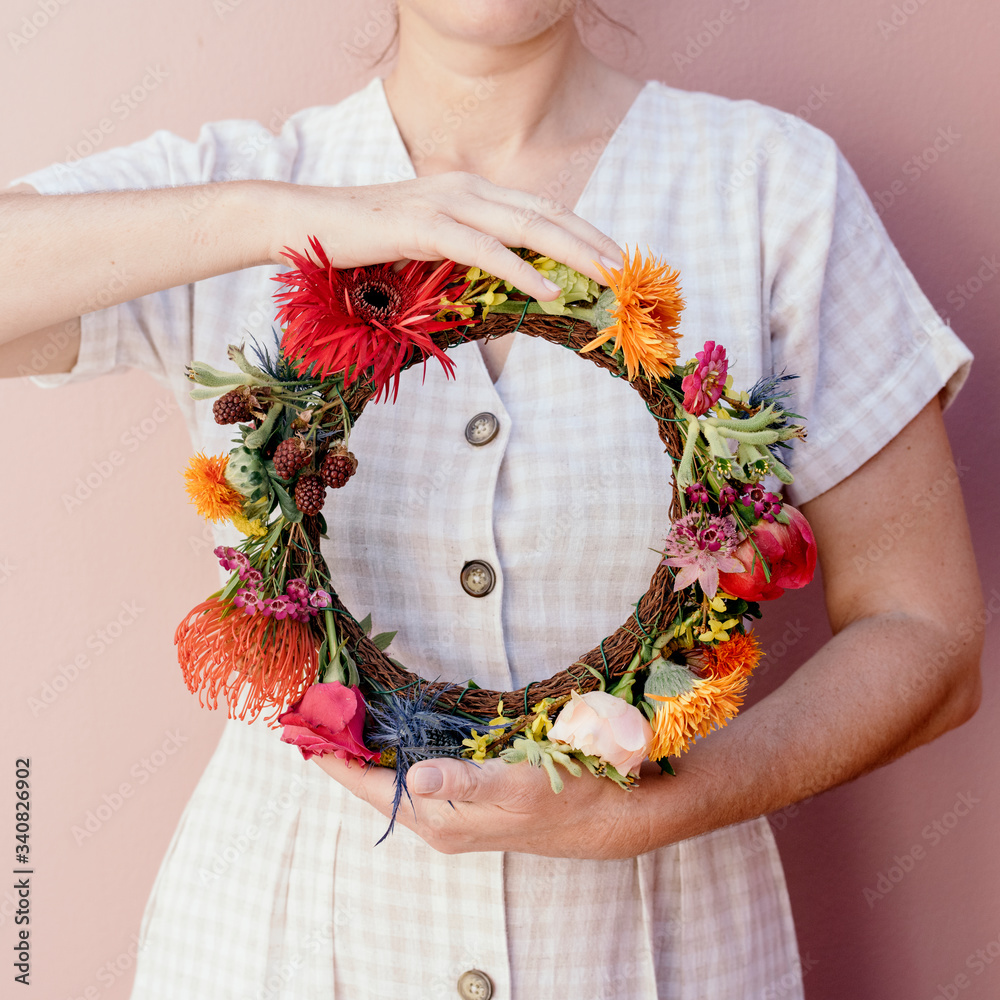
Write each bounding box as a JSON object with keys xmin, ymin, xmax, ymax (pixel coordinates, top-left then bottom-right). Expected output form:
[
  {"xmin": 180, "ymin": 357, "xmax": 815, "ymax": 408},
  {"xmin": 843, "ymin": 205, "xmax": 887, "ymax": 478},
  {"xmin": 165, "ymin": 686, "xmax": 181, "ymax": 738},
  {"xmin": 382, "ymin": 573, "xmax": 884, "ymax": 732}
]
[{"xmin": 0, "ymin": 1, "xmax": 981, "ymax": 997}]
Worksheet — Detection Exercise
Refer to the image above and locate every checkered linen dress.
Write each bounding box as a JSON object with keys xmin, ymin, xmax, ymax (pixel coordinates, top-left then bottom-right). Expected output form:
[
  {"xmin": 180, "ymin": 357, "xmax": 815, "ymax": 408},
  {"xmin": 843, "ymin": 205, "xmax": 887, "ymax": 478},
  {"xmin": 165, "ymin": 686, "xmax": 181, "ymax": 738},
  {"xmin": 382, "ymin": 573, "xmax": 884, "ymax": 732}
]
[{"xmin": 12, "ymin": 77, "xmax": 972, "ymax": 1000}]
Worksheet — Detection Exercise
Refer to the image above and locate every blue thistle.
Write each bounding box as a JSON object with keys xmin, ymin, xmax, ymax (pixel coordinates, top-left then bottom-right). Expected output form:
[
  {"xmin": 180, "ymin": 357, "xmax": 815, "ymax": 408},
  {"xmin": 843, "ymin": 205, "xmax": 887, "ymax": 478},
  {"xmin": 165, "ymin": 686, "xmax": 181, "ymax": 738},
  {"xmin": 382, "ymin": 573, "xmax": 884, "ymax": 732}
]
[{"xmin": 364, "ymin": 685, "xmax": 478, "ymax": 843}]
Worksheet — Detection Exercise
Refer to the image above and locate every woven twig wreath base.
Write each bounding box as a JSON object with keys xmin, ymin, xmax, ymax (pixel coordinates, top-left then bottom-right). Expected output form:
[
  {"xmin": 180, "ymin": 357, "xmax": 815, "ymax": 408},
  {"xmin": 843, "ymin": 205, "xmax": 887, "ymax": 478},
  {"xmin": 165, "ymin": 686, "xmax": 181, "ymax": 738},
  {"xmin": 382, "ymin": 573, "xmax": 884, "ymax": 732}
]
[{"xmin": 309, "ymin": 313, "xmax": 685, "ymax": 719}]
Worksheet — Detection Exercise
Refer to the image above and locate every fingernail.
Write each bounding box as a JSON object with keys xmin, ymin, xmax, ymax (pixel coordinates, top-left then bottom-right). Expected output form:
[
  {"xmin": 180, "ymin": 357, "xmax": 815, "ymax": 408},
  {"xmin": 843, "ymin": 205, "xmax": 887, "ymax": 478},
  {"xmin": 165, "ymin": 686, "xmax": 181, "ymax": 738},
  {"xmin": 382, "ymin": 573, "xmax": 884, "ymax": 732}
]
[
  {"xmin": 599, "ymin": 254, "xmax": 622, "ymax": 270},
  {"xmin": 410, "ymin": 766, "xmax": 443, "ymax": 794},
  {"xmin": 540, "ymin": 277, "xmax": 561, "ymax": 294}
]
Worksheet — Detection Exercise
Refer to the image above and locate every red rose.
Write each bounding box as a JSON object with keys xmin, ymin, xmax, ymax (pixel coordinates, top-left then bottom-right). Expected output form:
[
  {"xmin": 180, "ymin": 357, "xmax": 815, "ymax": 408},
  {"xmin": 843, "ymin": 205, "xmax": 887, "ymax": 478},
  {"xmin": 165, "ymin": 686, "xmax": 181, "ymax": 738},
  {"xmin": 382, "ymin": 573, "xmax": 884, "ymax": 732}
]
[
  {"xmin": 278, "ymin": 682, "xmax": 379, "ymax": 765},
  {"xmin": 717, "ymin": 504, "xmax": 817, "ymax": 601}
]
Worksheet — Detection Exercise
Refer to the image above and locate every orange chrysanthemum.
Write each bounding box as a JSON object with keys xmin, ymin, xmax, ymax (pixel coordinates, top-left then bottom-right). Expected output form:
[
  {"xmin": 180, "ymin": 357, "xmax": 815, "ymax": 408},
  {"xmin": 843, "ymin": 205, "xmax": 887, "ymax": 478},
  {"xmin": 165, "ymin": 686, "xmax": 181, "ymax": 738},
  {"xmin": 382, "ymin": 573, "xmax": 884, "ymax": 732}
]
[
  {"xmin": 183, "ymin": 452, "xmax": 245, "ymax": 522},
  {"xmin": 175, "ymin": 597, "xmax": 319, "ymax": 725},
  {"xmin": 580, "ymin": 245, "xmax": 685, "ymax": 381},
  {"xmin": 699, "ymin": 630, "xmax": 763, "ymax": 679}
]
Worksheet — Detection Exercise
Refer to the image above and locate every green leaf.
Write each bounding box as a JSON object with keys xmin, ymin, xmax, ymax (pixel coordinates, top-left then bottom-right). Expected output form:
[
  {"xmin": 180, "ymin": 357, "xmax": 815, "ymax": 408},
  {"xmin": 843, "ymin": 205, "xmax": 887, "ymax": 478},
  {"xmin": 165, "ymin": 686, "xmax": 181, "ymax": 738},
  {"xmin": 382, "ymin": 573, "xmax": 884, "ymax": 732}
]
[
  {"xmin": 657, "ymin": 758, "xmax": 676, "ymax": 776},
  {"xmin": 358, "ymin": 613, "xmax": 373, "ymax": 635},
  {"xmin": 219, "ymin": 572, "xmax": 242, "ymax": 601},
  {"xmin": 271, "ymin": 477, "xmax": 302, "ymax": 523},
  {"xmin": 372, "ymin": 630, "xmax": 397, "ymax": 651},
  {"xmin": 244, "ymin": 402, "xmax": 284, "ymax": 451}
]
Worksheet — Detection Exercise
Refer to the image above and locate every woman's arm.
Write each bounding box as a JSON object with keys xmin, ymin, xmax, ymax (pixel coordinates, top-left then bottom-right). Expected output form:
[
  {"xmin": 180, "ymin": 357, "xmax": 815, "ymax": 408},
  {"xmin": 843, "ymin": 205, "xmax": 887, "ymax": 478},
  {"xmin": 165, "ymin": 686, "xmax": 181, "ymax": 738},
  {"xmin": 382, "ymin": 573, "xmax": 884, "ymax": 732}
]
[
  {"xmin": 314, "ymin": 394, "xmax": 983, "ymax": 858},
  {"xmin": 0, "ymin": 173, "xmax": 624, "ymax": 369}
]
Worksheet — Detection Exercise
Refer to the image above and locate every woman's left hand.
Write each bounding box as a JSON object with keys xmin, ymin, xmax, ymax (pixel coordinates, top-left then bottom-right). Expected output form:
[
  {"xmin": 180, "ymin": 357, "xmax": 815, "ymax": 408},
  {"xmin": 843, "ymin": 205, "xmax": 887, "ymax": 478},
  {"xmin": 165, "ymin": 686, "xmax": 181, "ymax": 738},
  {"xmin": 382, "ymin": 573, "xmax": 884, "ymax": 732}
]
[{"xmin": 313, "ymin": 752, "xmax": 663, "ymax": 859}]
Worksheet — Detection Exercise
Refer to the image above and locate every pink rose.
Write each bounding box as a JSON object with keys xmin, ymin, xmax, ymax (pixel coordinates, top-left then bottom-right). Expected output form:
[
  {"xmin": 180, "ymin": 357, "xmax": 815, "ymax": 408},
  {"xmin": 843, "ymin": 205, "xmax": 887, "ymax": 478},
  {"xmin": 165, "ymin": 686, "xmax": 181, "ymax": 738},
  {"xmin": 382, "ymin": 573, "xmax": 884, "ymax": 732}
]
[
  {"xmin": 278, "ymin": 682, "xmax": 379, "ymax": 765},
  {"xmin": 548, "ymin": 690, "xmax": 653, "ymax": 775},
  {"xmin": 717, "ymin": 504, "xmax": 817, "ymax": 601}
]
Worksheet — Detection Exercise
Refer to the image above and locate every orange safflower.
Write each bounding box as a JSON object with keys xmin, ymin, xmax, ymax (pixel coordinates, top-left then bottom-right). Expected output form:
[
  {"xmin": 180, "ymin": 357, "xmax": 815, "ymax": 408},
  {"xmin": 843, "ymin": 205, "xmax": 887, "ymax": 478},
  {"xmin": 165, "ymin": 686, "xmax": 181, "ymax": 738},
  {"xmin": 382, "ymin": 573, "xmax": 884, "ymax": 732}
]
[
  {"xmin": 580, "ymin": 246, "xmax": 685, "ymax": 381},
  {"xmin": 175, "ymin": 597, "xmax": 319, "ymax": 725},
  {"xmin": 183, "ymin": 452, "xmax": 245, "ymax": 522},
  {"xmin": 700, "ymin": 630, "xmax": 763, "ymax": 679}
]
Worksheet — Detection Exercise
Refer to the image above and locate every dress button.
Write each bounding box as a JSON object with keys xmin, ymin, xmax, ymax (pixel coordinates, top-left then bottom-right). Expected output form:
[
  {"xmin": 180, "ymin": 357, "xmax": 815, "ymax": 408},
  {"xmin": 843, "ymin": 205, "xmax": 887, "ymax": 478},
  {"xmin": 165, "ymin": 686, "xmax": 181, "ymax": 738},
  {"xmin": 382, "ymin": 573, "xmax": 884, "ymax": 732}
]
[
  {"xmin": 465, "ymin": 411, "xmax": 500, "ymax": 446},
  {"xmin": 460, "ymin": 560, "xmax": 495, "ymax": 597},
  {"xmin": 457, "ymin": 969, "xmax": 493, "ymax": 1000}
]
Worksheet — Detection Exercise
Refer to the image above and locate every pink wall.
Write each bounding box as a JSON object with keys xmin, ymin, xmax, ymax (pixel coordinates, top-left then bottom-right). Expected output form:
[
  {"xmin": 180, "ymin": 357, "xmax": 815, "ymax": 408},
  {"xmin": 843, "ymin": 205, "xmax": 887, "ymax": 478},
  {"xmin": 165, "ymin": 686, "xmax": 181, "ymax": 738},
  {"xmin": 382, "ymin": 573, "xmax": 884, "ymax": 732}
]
[{"xmin": 1, "ymin": 2, "xmax": 997, "ymax": 998}]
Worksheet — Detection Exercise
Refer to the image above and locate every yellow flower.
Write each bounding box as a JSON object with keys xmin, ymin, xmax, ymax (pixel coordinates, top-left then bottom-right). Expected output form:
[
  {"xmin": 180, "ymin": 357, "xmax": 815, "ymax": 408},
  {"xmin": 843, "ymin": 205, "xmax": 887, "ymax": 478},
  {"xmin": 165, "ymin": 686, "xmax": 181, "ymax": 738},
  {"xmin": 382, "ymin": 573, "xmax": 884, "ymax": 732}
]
[
  {"xmin": 580, "ymin": 246, "xmax": 685, "ymax": 381},
  {"xmin": 230, "ymin": 512, "xmax": 267, "ymax": 537},
  {"xmin": 462, "ymin": 730, "xmax": 491, "ymax": 761},
  {"xmin": 183, "ymin": 452, "xmax": 245, "ymax": 523},
  {"xmin": 698, "ymin": 617, "xmax": 739, "ymax": 643}
]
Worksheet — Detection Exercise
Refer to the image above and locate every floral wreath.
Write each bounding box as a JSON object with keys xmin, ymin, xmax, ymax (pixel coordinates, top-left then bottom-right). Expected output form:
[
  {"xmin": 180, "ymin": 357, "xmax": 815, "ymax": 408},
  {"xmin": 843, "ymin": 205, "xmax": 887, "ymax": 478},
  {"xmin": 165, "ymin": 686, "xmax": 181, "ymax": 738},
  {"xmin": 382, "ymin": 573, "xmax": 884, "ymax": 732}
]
[{"xmin": 177, "ymin": 240, "xmax": 816, "ymax": 834}]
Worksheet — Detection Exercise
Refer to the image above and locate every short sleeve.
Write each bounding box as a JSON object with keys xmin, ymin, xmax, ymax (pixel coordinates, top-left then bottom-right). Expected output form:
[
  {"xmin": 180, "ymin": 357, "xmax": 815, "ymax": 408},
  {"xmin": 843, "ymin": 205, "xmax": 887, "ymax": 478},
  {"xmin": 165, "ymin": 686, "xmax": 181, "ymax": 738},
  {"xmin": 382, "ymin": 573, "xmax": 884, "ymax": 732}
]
[
  {"xmin": 759, "ymin": 123, "xmax": 973, "ymax": 505},
  {"xmin": 6, "ymin": 117, "xmax": 300, "ymax": 390}
]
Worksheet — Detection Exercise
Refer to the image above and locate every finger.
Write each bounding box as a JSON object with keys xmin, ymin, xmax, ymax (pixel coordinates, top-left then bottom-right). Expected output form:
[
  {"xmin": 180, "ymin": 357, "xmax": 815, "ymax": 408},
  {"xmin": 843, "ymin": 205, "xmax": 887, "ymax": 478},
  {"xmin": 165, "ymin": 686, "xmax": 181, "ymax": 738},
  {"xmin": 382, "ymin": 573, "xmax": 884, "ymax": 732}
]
[
  {"xmin": 462, "ymin": 175, "xmax": 624, "ymax": 281},
  {"xmin": 311, "ymin": 752, "xmax": 396, "ymax": 812},
  {"xmin": 412, "ymin": 219, "xmax": 568, "ymax": 301},
  {"xmin": 409, "ymin": 757, "xmax": 515, "ymax": 803},
  {"xmin": 449, "ymin": 190, "xmax": 624, "ymax": 287}
]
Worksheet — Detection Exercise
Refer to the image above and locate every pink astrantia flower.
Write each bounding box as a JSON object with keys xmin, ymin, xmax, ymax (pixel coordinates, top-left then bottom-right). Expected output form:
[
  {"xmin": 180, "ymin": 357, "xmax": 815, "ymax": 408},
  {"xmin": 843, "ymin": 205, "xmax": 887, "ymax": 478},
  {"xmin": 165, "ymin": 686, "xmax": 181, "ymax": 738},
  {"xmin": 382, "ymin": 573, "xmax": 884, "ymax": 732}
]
[
  {"xmin": 548, "ymin": 690, "xmax": 653, "ymax": 776},
  {"xmin": 661, "ymin": 512, "xmax": 745, "ymax": 599},
  {"xmin": 278, "ymin": 682, "xmax": 379, "ymax": 764},
  {"xmin": 681, "ymin": 341, "xmax": 729, "ymax": 416}
]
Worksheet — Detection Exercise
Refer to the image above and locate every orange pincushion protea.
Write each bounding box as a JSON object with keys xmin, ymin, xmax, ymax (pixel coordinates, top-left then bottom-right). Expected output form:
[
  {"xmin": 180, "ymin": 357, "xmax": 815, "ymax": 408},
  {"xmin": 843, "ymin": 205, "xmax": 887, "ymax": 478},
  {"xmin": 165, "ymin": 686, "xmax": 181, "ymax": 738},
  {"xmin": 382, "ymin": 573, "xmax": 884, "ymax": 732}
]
[
  {"xmin": 175, "ymin": 598, "xmax": 319, "ymax": 724},
  {"xmin": 580, "ymin": 246, "xmax": 685, "ymax": 381}
]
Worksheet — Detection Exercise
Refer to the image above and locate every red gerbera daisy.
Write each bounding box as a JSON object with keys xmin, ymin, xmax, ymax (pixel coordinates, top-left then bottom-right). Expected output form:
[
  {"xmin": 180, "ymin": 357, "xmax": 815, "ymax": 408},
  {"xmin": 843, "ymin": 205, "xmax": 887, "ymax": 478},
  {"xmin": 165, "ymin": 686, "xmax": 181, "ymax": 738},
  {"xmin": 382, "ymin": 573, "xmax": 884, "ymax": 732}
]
[{"xmin": 272, "ymin": 236, "xmax": 472, "ymax": 402}]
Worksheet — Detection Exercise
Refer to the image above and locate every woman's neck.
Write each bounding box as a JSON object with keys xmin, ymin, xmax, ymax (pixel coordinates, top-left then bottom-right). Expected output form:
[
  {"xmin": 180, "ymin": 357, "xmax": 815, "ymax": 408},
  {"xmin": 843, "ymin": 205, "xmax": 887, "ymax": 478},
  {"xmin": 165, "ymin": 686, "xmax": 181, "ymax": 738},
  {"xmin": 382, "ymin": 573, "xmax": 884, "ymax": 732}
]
[{"xmin": 382, "ymin": 7, "xmax": 641, "ymax": 192}]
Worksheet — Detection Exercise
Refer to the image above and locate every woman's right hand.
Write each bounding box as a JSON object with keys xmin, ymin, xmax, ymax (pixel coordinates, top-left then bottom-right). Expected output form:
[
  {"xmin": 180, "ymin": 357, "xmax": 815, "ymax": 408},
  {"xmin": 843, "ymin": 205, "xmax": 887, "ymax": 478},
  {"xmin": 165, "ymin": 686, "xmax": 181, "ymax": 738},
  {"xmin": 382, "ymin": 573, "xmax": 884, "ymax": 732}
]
[{"xmin": 269, "ymin": 171, "xmax": 624, "ymax": 301}]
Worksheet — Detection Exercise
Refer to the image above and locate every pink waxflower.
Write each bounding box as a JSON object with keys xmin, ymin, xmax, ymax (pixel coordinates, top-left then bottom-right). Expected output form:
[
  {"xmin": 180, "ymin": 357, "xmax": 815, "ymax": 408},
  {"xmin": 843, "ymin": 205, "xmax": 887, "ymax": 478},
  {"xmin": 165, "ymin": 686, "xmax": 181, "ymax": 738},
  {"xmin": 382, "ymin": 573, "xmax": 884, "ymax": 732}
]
[
  {"xmin": 717, "ymin": 504, "xmax": 817, "ymax": 601},
  {"xmin": 548, "ymin": 690, "xmax": 653, "ymax": 775},
  {"xmin": 661, "ymin": 512, "xmax": 745, "ymax": 599},
  {"xmin": 278, "ymin": 682, "xmax": 379, "ymax": 764},
  {"xmin": 682, "ymin": 341, "xmax": 729, "ymax": 416}
]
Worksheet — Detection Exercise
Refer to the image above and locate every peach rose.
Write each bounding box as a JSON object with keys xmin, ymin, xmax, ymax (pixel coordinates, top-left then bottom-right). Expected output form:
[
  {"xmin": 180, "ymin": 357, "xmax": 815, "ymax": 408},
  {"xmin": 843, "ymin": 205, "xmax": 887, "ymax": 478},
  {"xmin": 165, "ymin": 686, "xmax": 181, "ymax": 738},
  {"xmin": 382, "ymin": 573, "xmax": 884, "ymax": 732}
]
[{"xmin": 548, "ymin": 690, "xmax": 653, "ymax": 775}]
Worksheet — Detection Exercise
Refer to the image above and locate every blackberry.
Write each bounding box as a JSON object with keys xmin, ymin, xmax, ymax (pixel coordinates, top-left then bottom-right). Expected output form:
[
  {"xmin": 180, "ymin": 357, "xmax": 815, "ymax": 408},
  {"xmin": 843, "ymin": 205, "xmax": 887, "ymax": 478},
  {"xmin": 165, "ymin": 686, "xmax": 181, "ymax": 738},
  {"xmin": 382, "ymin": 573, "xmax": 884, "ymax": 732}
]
[
  {"xmin": 294, "ymin": 475, "xmax": 326, "ymax": 515},
  {"xmin": 273, "ymin": 438, "xmax": 311, "ymax": 480},
  {"xmin": 212, "ymin": 389, "xmax": 251, "ymax": 425},
  {"xmin": 320, "ymin": 449, "xmax": 358, "ymax": 489}
]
